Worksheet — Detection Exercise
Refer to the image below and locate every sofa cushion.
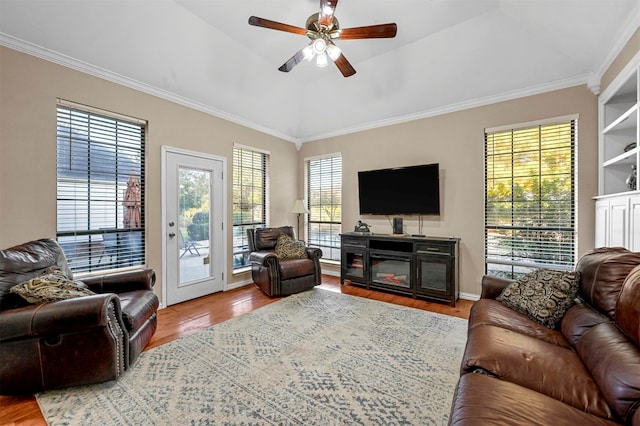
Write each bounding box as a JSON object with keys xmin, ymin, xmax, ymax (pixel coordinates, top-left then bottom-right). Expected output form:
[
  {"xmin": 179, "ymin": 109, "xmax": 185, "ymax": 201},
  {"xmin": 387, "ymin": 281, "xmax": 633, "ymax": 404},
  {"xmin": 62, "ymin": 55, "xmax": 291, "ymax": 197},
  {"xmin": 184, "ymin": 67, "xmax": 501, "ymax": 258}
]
[
  {"xmin": 469, "ymin": 299, "xmax": 572, "ymax": 349},
  {"xmin": 450, "ymin": 373, "xmax": 620, "ymax": 426},
  {"xmin": 461, "ymin": 324, "xmax": 614, "ymax": 420},
  {"xmin": 275, "ymin": 234, "xmax": 308, "ymax": 259},
  {"xmin": 560, "ymin": 302, "xmax": 612, "ymax": 346},
  {"xmin": 616, "ymin": 264, "xmax": 640, "ymax": 346},
  {"xmin": 577, "ymin": 321, "xmax": 640, "ymax": 424},
  {"xmin": 576, "ymin": 247, "xmax": 640, "ymax": 320},
  {"xmin": 279, "ymin": 258, "xmax": 315, "ymax": 280},
  {"xmin": 496, "ymin": 269, "xmax": 580, "ymax": 328},
  {"xmin": 10, "ymin": 267, "xmax": 95, "ymax": 304}
]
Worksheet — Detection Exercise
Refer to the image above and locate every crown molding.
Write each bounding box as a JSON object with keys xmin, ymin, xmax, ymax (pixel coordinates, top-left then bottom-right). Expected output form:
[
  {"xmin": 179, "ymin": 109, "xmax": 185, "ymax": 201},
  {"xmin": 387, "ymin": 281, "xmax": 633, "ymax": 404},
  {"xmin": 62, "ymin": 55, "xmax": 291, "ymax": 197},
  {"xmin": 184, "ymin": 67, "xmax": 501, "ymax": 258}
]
[
  {"xmin": 594, "ymin": 1, "xmax": 640, "ymax": 77},
  {"xmin": 0, "ymin": 33, "xmax": 299, "ymax": 145},
  {"xmin": 300, "ymin": 75, "xmax": 590, "ymax": 143},
  {"xmin": 0, "ymin": 29, "xmax": 616, "ymax": 146}
]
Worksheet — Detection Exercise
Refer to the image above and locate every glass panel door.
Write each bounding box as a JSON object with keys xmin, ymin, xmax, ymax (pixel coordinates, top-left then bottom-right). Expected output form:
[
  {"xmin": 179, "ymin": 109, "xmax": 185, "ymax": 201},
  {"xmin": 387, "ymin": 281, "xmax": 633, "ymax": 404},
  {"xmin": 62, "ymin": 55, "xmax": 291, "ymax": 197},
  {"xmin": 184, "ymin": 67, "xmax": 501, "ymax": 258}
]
[
  {"xmin": 164, "ymin": 149, "xmax": 224, "ymax": 306},
  {"xmin": 178, "ymin": 167, "xmax": 211, "ymax": 285}
]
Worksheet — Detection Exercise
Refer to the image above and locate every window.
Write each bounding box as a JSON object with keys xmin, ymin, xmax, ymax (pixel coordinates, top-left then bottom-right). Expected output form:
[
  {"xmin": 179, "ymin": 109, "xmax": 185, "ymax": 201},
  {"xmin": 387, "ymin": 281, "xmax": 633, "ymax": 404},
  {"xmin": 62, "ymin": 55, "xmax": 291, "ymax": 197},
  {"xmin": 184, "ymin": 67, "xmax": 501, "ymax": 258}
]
[
  {"xmin": 485, "ymin": 118, "xmax": 576, "ymax": 279},
  {"xmin": 233, "ymin": 147, "xmax": 267, "ymax": 269},
  {"xmin": 56, "ymin": 102, "xmax": 146, "ymax": 273},
  {"xmin": 306, "ymin": 155, "xmax": 342, "ymax": 260}
]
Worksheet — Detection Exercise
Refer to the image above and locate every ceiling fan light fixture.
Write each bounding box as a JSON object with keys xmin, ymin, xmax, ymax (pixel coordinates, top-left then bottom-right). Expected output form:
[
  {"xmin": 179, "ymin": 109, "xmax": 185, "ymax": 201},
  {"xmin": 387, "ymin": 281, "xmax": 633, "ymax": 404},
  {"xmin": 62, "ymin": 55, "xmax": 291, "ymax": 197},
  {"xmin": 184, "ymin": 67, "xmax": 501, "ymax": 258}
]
[
  {"xmin": 326, "ymin": 44, "xmax": 341, "ymax": 61},
  {"xmin": 312, "ymin": 38, "xmax": 327, "ymax": 55},
  {"xmin": 302, "ymin": 45, "xmax": 314, "ymax": 61},
  {"xmin": 316, "ymin": 52, "xmax": 329, "ymax": 67},
  {"xmin": 248, "ymin": 1, "xmax": 397, "ymax": 77}
]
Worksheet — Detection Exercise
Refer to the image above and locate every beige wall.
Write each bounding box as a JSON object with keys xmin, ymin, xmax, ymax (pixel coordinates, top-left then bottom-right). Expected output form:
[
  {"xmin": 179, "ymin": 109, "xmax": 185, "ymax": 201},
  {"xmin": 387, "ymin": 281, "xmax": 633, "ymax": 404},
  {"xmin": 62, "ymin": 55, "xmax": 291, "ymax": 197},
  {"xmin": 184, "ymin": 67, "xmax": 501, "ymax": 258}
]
[
  {"xmin": 0, "ymin": 46, "xmax": 298, "ymax": 299},
  {"xmin": 300, "ymin": 86, "xmax": 599, "ymax": 296},
  {"xmin": 4, "ymin": 30, "xmax": 640, "ymax": 300}
]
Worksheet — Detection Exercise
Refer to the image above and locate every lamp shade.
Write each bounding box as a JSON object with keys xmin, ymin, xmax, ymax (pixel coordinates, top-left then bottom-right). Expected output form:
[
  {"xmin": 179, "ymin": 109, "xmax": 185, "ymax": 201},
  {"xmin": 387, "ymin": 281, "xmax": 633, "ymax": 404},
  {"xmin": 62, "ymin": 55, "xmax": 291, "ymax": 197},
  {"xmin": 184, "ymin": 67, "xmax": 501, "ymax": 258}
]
[{"xmin": 290, "ymin": 199, "xmax": 310, "ymax": 214}]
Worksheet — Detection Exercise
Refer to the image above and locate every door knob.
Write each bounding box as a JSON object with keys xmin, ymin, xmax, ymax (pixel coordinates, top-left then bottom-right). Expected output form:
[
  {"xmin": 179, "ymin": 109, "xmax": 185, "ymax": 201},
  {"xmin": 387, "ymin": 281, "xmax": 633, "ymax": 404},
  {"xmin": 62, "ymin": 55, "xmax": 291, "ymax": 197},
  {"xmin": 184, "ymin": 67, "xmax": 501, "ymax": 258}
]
[
  {"xmin": 169, "ymin": 232, "xmax": 176, "ymax": 238},
  {"xmin": 169, "ymin": 221, "xmax": 175, "ymax": 227}
]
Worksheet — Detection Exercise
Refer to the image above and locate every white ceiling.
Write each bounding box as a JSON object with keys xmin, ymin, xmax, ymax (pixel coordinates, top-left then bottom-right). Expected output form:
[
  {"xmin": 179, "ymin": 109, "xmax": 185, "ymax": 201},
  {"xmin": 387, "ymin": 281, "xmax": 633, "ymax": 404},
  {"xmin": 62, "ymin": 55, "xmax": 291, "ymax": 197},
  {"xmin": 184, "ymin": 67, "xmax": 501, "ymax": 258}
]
[{"xmin": 1, "ymin": 0, "xmax": 639, "ymax": 144}]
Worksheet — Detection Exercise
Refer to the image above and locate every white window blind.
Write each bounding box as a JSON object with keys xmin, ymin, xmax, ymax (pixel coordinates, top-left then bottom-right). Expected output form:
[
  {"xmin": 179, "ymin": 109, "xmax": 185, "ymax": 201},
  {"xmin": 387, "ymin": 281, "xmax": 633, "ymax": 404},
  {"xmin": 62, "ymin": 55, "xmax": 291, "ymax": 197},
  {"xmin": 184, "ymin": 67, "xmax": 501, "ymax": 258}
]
[
  {"xmin": 485, "ymin": 119, "xmax": 576, "ymax": 279},
  {"xmin": 306, "ymin": 155, "xmax": 342, "ymax": 261},
  {"xmin": 56, "ymin": 103, "xmax": 146, "ymax": 273},
  {"xmin": 232, "ymin": 147, "xmax": 267, "ymax": 269}
]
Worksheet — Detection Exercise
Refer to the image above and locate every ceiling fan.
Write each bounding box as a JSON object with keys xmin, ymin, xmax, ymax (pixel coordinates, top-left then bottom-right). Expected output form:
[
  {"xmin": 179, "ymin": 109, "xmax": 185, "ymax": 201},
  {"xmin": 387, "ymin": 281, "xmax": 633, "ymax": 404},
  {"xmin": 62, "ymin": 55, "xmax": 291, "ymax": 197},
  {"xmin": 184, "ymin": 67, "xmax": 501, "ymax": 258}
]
[{"xmin": 248, "ymin": 0, "xmax": 397, "ymax": 77}]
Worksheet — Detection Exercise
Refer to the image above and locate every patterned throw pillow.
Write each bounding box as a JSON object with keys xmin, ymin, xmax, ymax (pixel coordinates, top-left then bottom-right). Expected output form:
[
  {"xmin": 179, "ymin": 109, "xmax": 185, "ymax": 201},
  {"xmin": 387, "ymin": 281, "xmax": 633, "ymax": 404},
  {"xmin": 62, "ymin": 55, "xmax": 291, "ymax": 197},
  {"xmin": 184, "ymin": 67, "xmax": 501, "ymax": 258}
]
[
  {"xmin": 10, "ymin": 266, "xmax": 95, "ymax": 304},
  {"xmin": 496, "ymin": 269, "xmax": 580, "ymax": 329},
  {"xmin": 274, "ymin": 234, "xmax": 308, "ymax": 259}
]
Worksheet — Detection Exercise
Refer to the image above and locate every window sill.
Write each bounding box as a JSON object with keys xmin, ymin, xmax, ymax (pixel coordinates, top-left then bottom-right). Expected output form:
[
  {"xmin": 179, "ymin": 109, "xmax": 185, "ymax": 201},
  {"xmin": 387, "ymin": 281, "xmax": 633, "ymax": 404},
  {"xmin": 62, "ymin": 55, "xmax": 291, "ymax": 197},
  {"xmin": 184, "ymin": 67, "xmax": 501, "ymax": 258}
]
[{"xmin": 233, "ymin": 266, "xmax": 251, "ymax": 275}]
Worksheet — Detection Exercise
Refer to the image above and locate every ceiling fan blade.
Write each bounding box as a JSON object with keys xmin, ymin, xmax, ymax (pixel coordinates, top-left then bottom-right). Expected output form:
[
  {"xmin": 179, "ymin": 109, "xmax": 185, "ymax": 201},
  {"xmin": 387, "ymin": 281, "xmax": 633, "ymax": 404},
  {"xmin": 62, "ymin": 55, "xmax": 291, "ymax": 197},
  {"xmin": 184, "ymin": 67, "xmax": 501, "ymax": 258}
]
[
  {"xmin": 339, "ymin": 23, "xmax": 397, "ymax": 40},
  {"xmin": 334, "ymin": 53, "xmax": 356, "ymax": 78},
  {"xmin": 278, "ymin": 46, "xmax": 310, "ymax": 73},
  {"xmin": 248, "ymin": 16, "xmax": 308, "ymax": 36},
  {"xmin": 318, "ymin": 0, "xmax": 338, "ymax": 27},
  {"xmin": 326, "ymin": 41, "xmax": 355, "ymax": 77}
]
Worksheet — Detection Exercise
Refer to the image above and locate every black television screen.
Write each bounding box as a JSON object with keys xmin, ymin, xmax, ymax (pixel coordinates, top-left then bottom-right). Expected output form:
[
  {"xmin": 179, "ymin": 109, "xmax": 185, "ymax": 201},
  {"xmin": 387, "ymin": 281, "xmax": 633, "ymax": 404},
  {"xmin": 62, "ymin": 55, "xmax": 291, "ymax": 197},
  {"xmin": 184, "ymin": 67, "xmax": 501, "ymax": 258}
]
[{"xmin": 358, "ymin": 163, "xmax": 440, "ymax": 215}]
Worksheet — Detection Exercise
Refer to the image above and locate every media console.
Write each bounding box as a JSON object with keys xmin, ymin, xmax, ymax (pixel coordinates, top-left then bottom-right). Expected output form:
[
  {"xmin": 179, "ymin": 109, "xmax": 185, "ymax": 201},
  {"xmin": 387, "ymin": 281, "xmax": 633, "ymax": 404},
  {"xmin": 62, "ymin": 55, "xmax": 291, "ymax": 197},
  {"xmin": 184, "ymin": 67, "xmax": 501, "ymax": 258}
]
[{"xmin": 340, "ymin": 233, "xmax": 460, "ymax": 306}]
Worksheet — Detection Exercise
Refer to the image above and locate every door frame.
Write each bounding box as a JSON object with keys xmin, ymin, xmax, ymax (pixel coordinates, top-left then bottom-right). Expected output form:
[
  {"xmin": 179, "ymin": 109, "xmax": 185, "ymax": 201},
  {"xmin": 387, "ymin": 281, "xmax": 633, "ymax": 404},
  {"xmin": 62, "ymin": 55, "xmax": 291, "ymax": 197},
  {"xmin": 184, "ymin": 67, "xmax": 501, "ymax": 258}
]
[{"xmin": 161, "ymin": 146, "xmax": 227, "ymax": 307}]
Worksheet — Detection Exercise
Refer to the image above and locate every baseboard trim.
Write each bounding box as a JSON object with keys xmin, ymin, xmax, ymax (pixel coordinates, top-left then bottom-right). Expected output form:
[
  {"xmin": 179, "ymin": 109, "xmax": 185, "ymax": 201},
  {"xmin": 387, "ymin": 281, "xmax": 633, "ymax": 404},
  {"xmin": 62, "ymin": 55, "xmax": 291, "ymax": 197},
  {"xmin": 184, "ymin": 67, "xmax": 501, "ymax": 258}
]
[
  {"xmin": 226, "ymin": 279, "xmax": 253, "ymax": 291},
  {"xmin": 459, "ymin": 292, "xmax": 480, "ymax": 301}
]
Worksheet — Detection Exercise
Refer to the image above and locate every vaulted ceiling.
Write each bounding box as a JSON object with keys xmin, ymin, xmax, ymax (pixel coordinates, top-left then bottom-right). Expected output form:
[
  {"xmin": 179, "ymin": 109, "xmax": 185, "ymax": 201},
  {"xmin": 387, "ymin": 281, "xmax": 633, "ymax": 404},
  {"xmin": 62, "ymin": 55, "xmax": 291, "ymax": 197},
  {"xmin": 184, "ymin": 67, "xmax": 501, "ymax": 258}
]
[{"xmin": 1, "ymin": 0, "xmax": 639, "ymax": 144}]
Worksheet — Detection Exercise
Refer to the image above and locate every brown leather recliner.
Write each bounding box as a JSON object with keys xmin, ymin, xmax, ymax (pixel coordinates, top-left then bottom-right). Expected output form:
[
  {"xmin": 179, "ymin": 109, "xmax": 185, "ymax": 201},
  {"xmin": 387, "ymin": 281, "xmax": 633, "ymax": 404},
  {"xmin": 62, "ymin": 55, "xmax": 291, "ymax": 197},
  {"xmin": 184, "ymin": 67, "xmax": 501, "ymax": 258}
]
[
  {"xmin": 0, "ymin": 238, "xmax": 159, "ymax": 395},
  {"xmin": 247, "ymin": 226, "xmax": 322, "ymax": 296}
]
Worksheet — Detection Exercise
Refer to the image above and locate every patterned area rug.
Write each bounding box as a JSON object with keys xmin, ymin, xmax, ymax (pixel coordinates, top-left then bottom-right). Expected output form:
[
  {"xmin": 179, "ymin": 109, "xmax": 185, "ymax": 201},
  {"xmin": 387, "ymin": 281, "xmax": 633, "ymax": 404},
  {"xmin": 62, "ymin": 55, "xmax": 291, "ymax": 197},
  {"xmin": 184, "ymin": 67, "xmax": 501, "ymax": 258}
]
[{"xmin": 37, "ymin": 289, "xmax": 468, "ymax": 425}]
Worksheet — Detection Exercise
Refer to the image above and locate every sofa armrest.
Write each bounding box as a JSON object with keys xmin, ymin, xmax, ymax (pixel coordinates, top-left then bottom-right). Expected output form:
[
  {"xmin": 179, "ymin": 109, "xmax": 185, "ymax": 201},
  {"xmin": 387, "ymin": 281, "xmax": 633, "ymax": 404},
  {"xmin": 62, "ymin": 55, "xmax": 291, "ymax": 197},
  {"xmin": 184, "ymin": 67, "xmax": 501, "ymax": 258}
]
[
  {"xmin": 0, "ymin": 293, "xmax": 122, "ymax": 342},
  {"xmin": 82, "ymin": 269, "xmax": 155, "ymax": 293},
  {"xmin": 480, "ymin": 275, "xmax": 513, "ymax": 299},
  {"xmin": 305, "ymin": 247, "xmax": 323, "ymax": 260}
]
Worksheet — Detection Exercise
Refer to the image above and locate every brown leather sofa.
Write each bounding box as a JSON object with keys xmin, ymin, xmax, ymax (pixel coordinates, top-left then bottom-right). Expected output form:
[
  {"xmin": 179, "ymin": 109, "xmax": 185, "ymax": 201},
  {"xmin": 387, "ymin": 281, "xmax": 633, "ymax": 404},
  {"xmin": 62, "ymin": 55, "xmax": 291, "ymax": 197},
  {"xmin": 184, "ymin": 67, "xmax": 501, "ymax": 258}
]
[
  {"xmin": 247, "ymin": 226, "xmax": 322, "ymax": 296},
  {"xmin": 449, "ymin": 247, "xmax": 640, "ymax": 425},
  {"xmin": 0, "ymin": 238, "xmax": 159, "ymax": 395}
]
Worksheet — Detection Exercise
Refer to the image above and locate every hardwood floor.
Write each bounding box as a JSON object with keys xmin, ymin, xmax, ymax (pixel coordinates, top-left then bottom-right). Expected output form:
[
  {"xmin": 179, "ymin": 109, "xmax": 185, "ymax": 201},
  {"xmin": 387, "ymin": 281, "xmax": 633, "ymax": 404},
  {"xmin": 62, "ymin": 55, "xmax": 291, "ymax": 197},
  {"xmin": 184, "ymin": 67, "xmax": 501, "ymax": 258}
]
[{"xmin": 0, "ymin": 275, "xmax": 473, "ymax": 425}]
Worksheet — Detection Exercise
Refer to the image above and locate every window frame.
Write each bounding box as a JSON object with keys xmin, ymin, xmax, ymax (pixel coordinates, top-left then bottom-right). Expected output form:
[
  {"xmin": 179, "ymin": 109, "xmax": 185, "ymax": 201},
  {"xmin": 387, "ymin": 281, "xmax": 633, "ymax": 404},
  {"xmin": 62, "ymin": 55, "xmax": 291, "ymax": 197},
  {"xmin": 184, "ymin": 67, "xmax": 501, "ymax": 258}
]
[
  {"xmin": 232, "ymin": 145, "xmax": 268, "ymax": 270},
  {"xmin": 305, "ymin": 153, "xmax": 342, "ymax": 261},
  {"xmin": 56, "ymin": 100, "xmax": 146, "ymax": 274},
  {"xmin": 484, "ymin": 115, "xmax": 577, "ymax": 279}
]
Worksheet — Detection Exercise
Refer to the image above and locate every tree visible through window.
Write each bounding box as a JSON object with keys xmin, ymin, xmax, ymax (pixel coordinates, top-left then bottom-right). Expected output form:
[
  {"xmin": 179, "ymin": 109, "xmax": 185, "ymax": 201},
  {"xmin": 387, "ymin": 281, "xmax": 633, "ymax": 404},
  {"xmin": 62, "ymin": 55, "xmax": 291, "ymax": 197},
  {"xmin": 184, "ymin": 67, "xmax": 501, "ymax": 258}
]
[
  {"xmin": 56, "ymin": 103, "xmax": 146, "ymax": 273},
  {"xmin": 307, "ymin": 155, "xmax": 342, "ymax": 261},
  {"xmin": 233, "ymin": 147, "xmax": 267, "ymax": 269},
  {"xmin": 485, "ymin": 119, "xmax": 576, "ymax": 279}
]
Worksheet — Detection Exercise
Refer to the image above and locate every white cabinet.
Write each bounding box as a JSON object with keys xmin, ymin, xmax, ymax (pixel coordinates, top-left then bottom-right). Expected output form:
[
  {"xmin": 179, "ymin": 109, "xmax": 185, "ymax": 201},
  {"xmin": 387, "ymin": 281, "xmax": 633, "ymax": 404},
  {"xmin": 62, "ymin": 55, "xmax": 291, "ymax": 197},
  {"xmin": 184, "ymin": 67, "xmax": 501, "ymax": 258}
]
[
  {"xmin": 630, "ymin": 194, "xmax": 640, "ymax": 251},
  {"xmin": 595, "ymin": 193, "xmax": 640, "ymax": 249},
  {"xmin": 596, "ymin": 56, "xmax": 640, "ymax": 250}
]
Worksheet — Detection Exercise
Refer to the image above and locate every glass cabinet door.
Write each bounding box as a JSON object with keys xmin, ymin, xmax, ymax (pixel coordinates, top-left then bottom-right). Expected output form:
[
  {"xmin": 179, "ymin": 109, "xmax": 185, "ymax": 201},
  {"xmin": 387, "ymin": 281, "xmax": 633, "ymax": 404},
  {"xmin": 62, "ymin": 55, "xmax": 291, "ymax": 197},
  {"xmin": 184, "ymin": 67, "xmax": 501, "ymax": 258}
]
[
  {"xmin": 344, "ymin": 250, "xmax": 366, "ymax": 280},
  {"xmin": 416, "ymin": 254, "xmax": 452, "ymax": 296}
]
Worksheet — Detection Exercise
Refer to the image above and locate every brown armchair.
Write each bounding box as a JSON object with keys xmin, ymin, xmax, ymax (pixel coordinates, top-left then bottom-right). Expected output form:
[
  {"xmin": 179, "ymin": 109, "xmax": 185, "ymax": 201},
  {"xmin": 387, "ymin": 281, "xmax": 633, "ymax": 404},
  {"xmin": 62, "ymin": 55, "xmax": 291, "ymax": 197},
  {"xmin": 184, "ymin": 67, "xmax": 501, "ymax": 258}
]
[
  {"xmin": 0, "ymin": 238, "xmax": 158, "ymax": 395},
  {"xmin": 247, "ymin": 226, "xmax": 322, "ymax": 296}
]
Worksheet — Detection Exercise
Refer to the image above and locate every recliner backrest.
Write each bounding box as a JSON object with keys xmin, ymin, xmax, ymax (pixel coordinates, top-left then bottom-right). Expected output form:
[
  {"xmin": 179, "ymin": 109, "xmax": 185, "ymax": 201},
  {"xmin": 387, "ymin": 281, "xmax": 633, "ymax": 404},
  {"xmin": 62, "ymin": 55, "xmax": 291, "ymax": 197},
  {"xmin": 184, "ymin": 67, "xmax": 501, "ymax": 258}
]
[
  {"xmin": 575, "ymin": 247, "xmax": 640, "ymax": 320},
  {"xmin": 616, "ymin": 264, "xmax": 640, "ymax": 346},
  {"xmin": 574, "ymin": 265, "xmax": 640, "ymax": 424},
  {"xmin": 0, "ymin": 239, "xmax": 72, "ymax": 311},
  {"xmin": 252, "ymin": 226, "xmax": 295, "ymax": 251}
]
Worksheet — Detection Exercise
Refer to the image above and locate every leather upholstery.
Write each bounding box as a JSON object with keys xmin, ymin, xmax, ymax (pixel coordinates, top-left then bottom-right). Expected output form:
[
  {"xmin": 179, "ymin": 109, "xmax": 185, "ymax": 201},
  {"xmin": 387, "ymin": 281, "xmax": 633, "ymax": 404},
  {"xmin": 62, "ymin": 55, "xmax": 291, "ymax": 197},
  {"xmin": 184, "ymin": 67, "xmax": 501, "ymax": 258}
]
[
  {"xmin": 247, "ymin": 226, "xmax": 322, "ymax": 297},
  {"xmin": 450, "ymin": 374, "xmax": 620, "ymax": 426},
  {"xmin": 0, "ymin": 239, "xmax": 158, "ymax": 395},
  {"xmin": 451, "ymin": 247, "xmax": 640, "ymax": 425}
]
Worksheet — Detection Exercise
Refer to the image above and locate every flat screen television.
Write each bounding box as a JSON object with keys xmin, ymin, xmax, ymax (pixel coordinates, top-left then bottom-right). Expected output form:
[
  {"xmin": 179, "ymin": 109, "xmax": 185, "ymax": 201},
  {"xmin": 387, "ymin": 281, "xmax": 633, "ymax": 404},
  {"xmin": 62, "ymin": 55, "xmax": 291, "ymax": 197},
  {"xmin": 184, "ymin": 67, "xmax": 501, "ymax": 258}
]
[{"xmin": 358, "ymin": 163, "xmax": 440, "ymax": 215}]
